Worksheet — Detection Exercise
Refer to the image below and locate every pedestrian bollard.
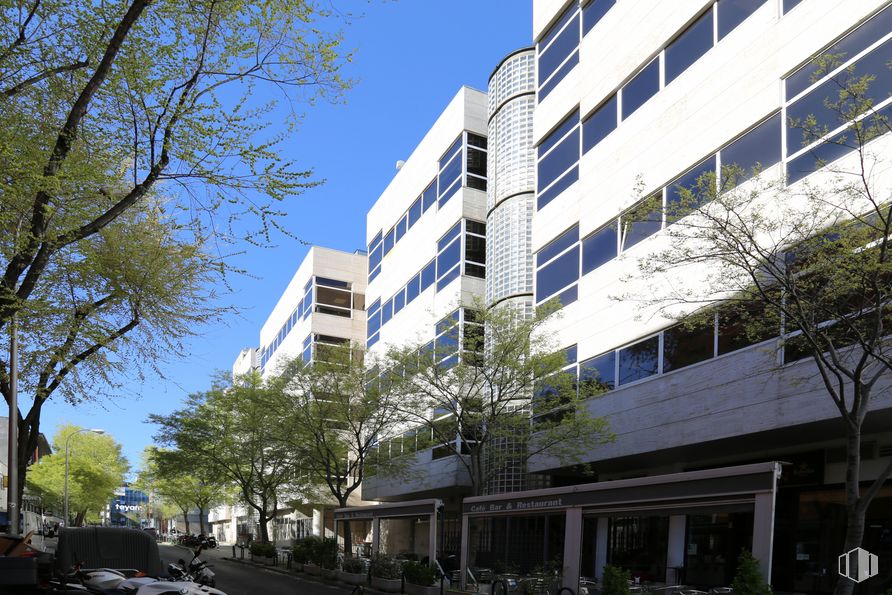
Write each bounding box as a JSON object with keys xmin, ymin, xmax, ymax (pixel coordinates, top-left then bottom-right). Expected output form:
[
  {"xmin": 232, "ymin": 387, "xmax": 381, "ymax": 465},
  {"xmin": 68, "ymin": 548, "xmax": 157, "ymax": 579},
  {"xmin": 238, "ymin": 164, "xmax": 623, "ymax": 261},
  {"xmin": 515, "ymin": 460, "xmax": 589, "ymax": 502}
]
[{"xmin": 231, "ymin": 545, "xmax": 236, "ymax": 559}]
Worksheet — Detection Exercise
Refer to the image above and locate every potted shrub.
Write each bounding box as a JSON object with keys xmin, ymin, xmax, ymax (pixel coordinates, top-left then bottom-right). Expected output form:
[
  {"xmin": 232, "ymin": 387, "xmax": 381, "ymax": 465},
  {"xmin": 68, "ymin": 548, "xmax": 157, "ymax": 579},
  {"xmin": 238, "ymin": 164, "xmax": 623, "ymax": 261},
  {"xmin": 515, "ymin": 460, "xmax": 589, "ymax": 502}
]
[
  {"xmin": 370, "ymin": 553, "xmax": 403, "ymax": 593},
  {"xmin": 601, "ymin": 565, "xmax": 631, "ymax": 595},
  {"xmin": 403, "ymin": 561, "xmax": 440, "ymax": 595},
  {"xmin": 292, "ymin": 538, "xmax": 311, "ymax": 572},
  {"xmin": 316, "ymin": 537, "xmax": 340, "ymax": 580},
  {"xmin": 340, "ymin": 556, "xmax": 368, "ymax": 585},
  {"xmin": 302, "ymin": 536, "xmax": 323, "ymax": 575},
  {"xmin": 731, "ymin": 550, "xmax": 772, "ymax": 595},
  {"xmin": 250, "ymin": 541, "xmax": 278, "ymax": 566}
]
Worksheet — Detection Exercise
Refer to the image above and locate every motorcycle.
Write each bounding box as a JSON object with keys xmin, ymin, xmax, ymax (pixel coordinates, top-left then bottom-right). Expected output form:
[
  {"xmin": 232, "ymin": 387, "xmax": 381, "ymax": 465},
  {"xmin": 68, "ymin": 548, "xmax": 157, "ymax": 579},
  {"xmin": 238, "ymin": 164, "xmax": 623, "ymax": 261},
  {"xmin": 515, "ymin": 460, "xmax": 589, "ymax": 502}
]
[
  {"xmin": 48, "ymin": 557, "xmax": 224, "ymax": 594},
  {"xmin": 172, "ymin": 545, "xmax": 216, "ymax": 587}
]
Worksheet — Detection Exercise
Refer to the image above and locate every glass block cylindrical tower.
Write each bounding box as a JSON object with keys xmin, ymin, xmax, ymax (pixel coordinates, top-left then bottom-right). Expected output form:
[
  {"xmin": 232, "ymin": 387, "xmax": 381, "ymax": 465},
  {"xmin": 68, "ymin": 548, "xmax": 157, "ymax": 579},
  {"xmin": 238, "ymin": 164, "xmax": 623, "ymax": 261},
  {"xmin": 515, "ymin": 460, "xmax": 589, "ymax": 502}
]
[
  {"xmin": 486, "ymin": 48, "xmax": 536, "ymax": 309},
  {"xmin": 484, "ymin": 48, "xmax": 538, "ymax": 496}
]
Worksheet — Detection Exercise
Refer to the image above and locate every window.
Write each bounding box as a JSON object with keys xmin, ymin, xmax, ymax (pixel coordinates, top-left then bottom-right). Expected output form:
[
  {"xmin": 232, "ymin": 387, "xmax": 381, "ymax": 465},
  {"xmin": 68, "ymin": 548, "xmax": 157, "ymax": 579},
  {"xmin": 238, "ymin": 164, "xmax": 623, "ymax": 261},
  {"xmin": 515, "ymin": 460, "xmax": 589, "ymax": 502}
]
[
  {"xmin": 538, "ymin": 3, "xmax": 580, "ymax": 100},
  {"xmin": 383, "ymin": 227, "xmax": 395, "ymax": 256},
  {"xmin": 393, "ymin": 289, "xmax": 405, "ymax": 315},
  {"xmin": 539, "ymin": 225, "xmax": 579, "ymax": 265},
  {"xmin": 406, "ymin": 273, "xmax": 420, "ymax": 303},
  {"xmin": 783, "ymin": 0, "xmax": 803, "ymax": 13},
  {"xmin": 583, "ymin": 94, "xmax": 617, "ymax": 153},
  {"xmin": 717, "ymin": 0, "xmax": 766, "ymax": 40},
  {"xmin": 621, "ymin": 59, "xmax": 659, "ymax": 120},
  {"xmin": 663, "ymin": 320, "xmax": 716, "ymax": 372},
  {"xmin": 466, "ymin": 133, "xmax": 488, "ymax": 192},
  {"xmin": 381, "ymin": 298, "xmax": 393, "ymax": 325},
  {"xmin": 422, "ymin": 180, "xmax": 437, "ymax": 212},
  {"xmin": 579, "ymin": 351, "xmax": 615, "ymax": 394},
  {"xmin": 436, "ymin": 222, "xmax": 462, "ymax": 290},
  {"xmin": 537, "ymin": 110, "xmax": 580, "ymax": 210},
  {"xmin": 435, "ymin": 310, "xmax": 461, "ymax": 364},
  {"xmin": 618, "ymin": 335, "xmax": 660, "ymax": 385},
  {"xmin": 438, "ymin": 134, "xmax": 464, "ymax": 206},
  {"xmin": 720, "ymin": 113, "xmax": 781, "ymax": 183},
  {"xmin": 536, "ymin": 246, "xmax": 580, "ymax": 304},
  {"xmin": 409, "ymin": 198, "xmax": 422, "ymax": 227},
  {"xmin": 464, "ymin": 221, "xmax": 486, "ymax": 279},
  {"xmin": 395, "ymin": 213, "xmax": 408, "ymax": 242},
  {"xmin": 582, "ymin": 0, "xmax": 615, "ymax": 35},
  {"xmin": 665, "ymin": 8, "xmax": 714, "ymax": 85},
  {"xmin": 582, "ymin": 224, "xmax": 617, "ymax": 274},
  {"xmin": 421, "ymin": 259, "xmax": 436, "ymax": 292},
  {"xmin": 666, "ymin": 157, "xmax": 716, "ymax": 224},
  {"xmin": 315, "ymin": 285, "xmax": 352, "ymax": 318},
  {"xmin": 620, "ymin": 194, "xmax": 662, "ymax": 251}
]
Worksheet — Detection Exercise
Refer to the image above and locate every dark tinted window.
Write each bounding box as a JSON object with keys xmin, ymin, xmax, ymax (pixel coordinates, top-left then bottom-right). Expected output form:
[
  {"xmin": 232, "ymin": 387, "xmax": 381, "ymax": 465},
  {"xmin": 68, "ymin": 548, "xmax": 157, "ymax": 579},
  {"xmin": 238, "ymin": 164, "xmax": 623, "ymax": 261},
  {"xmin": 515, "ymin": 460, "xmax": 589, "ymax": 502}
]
[
  {"xmin": 537, "ymin": 166, "xmax": 578, "ymax": 210},
  {"xmin": 556, "ymin": 284, "xmax": 578, "ymax": 307},
  {"xmin": 538, "ymin": 224, "xmax": 579, "ymax": 265},
  {"xmin": 663, "ymin": 322, "xmax": 715, "ymax": 372},
  {"xmin": 583, "ymin": 94, "xmax": 617, "ymax": 153},
  {"xmin": 539, "ymin": 5, "xmax": 580, "ymax": 86},
  {"xmin": 579, "ymin": 351, "xmax": 616, "ymax": 393},
  {"xmin": 440, "ymin": 136, "xmax": 462, "ymax": 164},
  {"xmin": 666, "ymin": 157, "xmax": 716, "ymax": 223},
  {"xmin": 369, "ymin": 244, "xmax": 382, "ymax": 270},
  {"xmin": 437, "ymin": 238, "xmax": 461, "ymax": 277},
  {"xmin": 621, "ymin": 59, "xmax": 659, "ymax": 120},
  {"xmin": 583, "ymin": 0, "xmax": 615, "ymax": 35},
  {"xmin": 439, "ymin": 221, "xmax": 462, "ymax": 250},
  {"xmin": 393, "ymin": 289, "xmax": 405, "ymax": 315},
  {"xmin": 536, "ymin": 246, "xmax": 579, "ymax": 302},
  {"xmin": 396, "ymin": 214, "xmax": 408, "ymax": 242},
  {"xmin": 316, "ymin": 286, "xmax": 351, "ymax": 309},
  {"xmin": 717, "ymin": 0, "xmax": 766, "ymax": 40},
  {"xmin": 539, "ymin": 53, "xmax": 579, "ymax": 101},
  {"xmin": 421, "ymin": 260, "xmax": 436, "ymax": 292},
  {"xmin": 438, "ymin": 153, "xmax": 463, "ymax": 201},
  {"xmin": 406, "ymin": 273, "xmax": 420, "ymax": 303},
  {"xmin": 422, "ymin": 180, "xmax": 437, "ymax": 212},
  {"xmin": 620, "ymin": 194, "xmax": 662, "ymax": 251},
  {"xmin": 618, "ymin": 335, "xmax": 660, "ymax": 385},
  {"xmin": 665, "ymin": 8, "xmax": 714, "ymax": 85},
  {"xmin": 381, "ymin": 298, "xmax": 393, "ymax": 325},
  {"xmin": 539, "ymin": 109, "xmax": 580, "ymax": 156},
  {"xmin": 467, "ymin": 146, "xmax": 487, "ymax": 178},
  {"xmin": 466, "ymin": 220, "xmax": 486, "ymax": 236},
  {"xmin": 538, "ymin": 127, "xmax": 580, "ymax": 193},
  {"xmin": 786, "ymin": 134, "xmax": 855, "ymax": 184},
  {"xmin": 436, "ymin": 265, "xmax": 460, "ymax": 291},
  {"xmin": 783, "ymin": 0, "xmax": 803, "ymax": 13},
  {"xmin": 565, "ymin": 344, "xmax": 578, "ymax": 364},
  {"xmin": 409, "ymin": 198, "xmax": 422, "ymax": 227},
  {"xmin": 786, "ymin": 2, "xmax": 892, "ymax": 98},
  {"xmin": 465, "ymin": 234, "xmax": 485, "ymax": 265},
  {"xmin": 717, "ymin": 304, "xmax": 778, "ymax": 355},
  {"xmin": 467, "ymin": 133, "xmax": 487, "ymax": 149},
  {"xmin": 582, "ymin": 224, "xmax": 618, "ymax": 274},
  {"xmin": 721, "ymin": 113, "xmax": 781, "ymax": 183},
  {"xmin": 383, "ymin": 228, "xmax": 395, "ymax": 255}
]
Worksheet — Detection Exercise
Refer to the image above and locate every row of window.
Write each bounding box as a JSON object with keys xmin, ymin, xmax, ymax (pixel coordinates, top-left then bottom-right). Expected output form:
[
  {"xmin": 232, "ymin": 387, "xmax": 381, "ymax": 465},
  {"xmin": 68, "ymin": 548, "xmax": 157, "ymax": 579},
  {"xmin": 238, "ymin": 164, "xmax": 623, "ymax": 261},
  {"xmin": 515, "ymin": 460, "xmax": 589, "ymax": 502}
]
[
  {"xmin": 535, "ymin": 111, "xmax": 782, "ymax": 306},
  {"xmin": 564, "ymin": 304, "xmax": 810, "ymax": 399},
  {"xmin": 537, "ymin": 0, "xmax": 770, "ymax": 106},
  {"xmin": 366, "ymin": 220, "xmax": 487, "ymax": 348},
  {"xmin": 784, "ymin": 2, "xmax": 892, "ymax": 183},
  {"xmin": 260, "ymin": 276, "xmax": 362, "ymax": 371},
  {"xmin": 367, "ymin": 132, "xmax": 488, "ymax": 283}
]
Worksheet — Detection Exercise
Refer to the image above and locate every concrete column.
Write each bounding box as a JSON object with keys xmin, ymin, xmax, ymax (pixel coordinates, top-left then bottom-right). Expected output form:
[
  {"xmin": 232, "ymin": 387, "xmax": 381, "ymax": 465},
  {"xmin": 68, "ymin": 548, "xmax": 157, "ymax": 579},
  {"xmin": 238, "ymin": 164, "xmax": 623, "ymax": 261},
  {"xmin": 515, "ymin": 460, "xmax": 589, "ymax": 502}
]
[
  {"xmin": 752, "ymin": 492, "xmax": 776, "ymax": 582},
  {"xmin": 313, "ymin": 508, "xmax": 323, "ymax": 537},
  {"xmin": 594, "ymin": 517, "xmax": 608, "ymax": 580},
  {"xmin": 459, "ymin": 514, "xmax": 470, "ymax": 590},
  {"xmin": 562, "ymin": 508, "xmax": 583, "ymax": 591},
  {"xmin": 429, "ymin": 513, "xmax": 437, "ymax": 564},
  {"xmin": 666, "ymin": 515, "xmax": 686, "ymax": 584},
  {"xmin": 372, "ymin": 518, "xmax": 381, "ymax": 554}
]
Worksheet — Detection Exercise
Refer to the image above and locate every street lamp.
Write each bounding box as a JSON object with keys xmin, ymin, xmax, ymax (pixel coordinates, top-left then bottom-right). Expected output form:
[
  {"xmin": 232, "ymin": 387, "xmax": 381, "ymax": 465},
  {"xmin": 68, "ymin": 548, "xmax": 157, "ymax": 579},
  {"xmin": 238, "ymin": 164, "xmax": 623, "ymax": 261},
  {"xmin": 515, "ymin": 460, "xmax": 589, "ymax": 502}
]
[{"xmin": 63, "ymin": 428, "xmax": 104, "ymax": 527}]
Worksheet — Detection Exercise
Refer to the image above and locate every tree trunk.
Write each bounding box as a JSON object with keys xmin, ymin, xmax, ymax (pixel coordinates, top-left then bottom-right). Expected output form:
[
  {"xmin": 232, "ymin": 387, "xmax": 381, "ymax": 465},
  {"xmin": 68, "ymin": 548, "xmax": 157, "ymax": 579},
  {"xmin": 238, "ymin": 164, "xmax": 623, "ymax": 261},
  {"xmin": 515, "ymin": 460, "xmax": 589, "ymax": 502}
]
[
  {"xmin": 198, "ymin": 506, "xmax": 205, "ymax": 535},
  {"xmin": 182, "ymin": 509, "xmax": 191, "ymax": 535},
  {"xmin": 14, "ymin": 403, "xmax": 42, "ymax": 511},
  {"xmin": 340, "ymin": 497, "xmax": 352, "ymax": 558},
  {"xmin": 834, "ymin": 427, "xmax": 865, "ymax": 595},
  {"xmin": 74, "ymin": 510, "xmax": 85, "ymax": 527}
]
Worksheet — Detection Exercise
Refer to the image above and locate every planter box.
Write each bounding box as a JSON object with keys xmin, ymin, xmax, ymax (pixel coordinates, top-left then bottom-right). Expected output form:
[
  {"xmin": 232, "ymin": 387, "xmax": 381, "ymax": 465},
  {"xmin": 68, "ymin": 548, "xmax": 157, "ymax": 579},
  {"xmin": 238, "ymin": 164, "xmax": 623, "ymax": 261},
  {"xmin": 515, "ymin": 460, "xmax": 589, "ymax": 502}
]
[
  {"xmin": 305, "ymin": 563, "xmax": 321, "ymax": 576},
  {"xmin": 372, "ymin": 576, "xmax": 403, "ymax": 592},
  {"xmin": 339, "ymin": 571, "xmax": 367, "ymax": 586},
  {"xmin": 261, "ymin": 555, "xmax": 277, "ymax": 566},
  {"xmin": 321, "ymin": 568, "xmax": 339, "ymax": 580},
  {"xmin": 405, "ymin": 582, "xmax": 439, "ymax": 595}
]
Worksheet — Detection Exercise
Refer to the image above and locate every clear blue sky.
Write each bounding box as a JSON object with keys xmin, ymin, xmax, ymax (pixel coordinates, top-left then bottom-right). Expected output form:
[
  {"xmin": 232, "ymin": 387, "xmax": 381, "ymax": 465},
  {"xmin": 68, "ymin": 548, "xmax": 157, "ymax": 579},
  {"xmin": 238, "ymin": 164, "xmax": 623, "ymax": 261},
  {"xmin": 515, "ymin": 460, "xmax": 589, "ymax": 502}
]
[{"xmin": 39, "ymin": 1, "xmax": 534, "ymax": 475}]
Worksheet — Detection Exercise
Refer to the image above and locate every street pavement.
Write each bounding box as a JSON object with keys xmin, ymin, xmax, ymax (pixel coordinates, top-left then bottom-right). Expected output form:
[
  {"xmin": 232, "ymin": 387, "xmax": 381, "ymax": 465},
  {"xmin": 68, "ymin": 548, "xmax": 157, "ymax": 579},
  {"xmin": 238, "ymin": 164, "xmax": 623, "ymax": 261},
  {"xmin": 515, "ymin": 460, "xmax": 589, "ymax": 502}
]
[{"xmin": 160, "ymin": 544, "xmax": 356, "ymax": 595}]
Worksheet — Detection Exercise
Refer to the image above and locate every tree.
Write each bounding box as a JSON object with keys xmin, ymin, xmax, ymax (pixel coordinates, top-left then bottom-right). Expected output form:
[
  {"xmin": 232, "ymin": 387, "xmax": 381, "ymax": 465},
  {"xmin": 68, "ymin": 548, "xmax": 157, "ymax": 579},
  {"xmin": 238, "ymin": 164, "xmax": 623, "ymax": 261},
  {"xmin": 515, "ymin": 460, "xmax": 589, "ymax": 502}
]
[
  {"xmin": 0, "ymin": 0, "xmax": 351, "ymax": 504},
  {"xmin": 150, "ymin": 371, "xmax": 304, "ymax": 543},
  {"xmin": 622, "ymin": 51, "xmax": 892, "ymax": 595},
  {"xmin": 275, "ymin": 344, "xmax": 409, "ymax": 557},
  {"xmin": 26, "ymin": 424, "xmax": 128, "ymax": 526},
  {"xmin": 135, "ymin": 446, "xmax": 230, "ymax": 535},
  {"xmin": 387, "ymin": 300, "xmax": 614, "ymax": 498},
  {"xmin": 3, "ymin": 202, "xmax": 227, "ymax": 515}
]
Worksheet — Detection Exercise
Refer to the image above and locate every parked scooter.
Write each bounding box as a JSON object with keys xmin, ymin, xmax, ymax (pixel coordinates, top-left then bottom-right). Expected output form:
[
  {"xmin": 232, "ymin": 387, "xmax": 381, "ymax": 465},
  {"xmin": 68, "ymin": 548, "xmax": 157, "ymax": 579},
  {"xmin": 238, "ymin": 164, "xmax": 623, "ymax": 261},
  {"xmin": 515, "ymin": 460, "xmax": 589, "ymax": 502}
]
[
  {"xmin": 49, "ymin": 559, "xmax": 225, "ymax": 594},
  {"xmin": 172, "ymin": 545, "xmax": 216, "ymax": 587}
]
